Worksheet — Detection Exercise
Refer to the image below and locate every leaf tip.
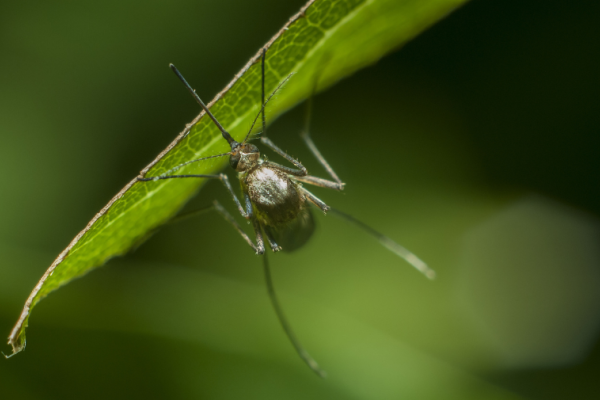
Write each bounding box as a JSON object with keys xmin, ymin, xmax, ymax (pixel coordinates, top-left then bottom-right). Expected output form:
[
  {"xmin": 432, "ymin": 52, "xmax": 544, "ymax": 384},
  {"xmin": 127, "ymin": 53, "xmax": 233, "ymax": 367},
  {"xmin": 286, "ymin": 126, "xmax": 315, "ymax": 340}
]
[{"xmin": 3, "ymin": 336, "xmax": 25, "ymax": 359}]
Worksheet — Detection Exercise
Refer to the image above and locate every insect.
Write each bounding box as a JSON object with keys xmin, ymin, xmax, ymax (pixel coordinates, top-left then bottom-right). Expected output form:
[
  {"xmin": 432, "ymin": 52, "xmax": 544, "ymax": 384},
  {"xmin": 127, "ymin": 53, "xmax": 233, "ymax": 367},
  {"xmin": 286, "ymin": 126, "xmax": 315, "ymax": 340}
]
[{"xmin": 138, "ymin": 49, "xmax": 435, "ymax": 377}]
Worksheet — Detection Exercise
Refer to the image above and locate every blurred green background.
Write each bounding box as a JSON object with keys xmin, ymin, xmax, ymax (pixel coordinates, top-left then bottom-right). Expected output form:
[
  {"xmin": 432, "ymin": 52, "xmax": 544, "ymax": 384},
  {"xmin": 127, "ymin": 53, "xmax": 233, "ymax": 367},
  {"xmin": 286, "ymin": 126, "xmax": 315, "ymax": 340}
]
[{"xmin": 1, "ymin": 0, "xmax": 599, "ymax": 399}]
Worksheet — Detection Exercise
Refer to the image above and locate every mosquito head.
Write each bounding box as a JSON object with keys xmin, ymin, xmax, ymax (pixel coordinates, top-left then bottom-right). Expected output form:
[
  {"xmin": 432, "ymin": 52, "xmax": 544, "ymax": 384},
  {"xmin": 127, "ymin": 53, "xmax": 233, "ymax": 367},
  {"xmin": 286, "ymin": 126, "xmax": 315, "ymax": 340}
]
[{"xmin": 229, "ymin": 143, "xmax": 260, "ymax": 172}]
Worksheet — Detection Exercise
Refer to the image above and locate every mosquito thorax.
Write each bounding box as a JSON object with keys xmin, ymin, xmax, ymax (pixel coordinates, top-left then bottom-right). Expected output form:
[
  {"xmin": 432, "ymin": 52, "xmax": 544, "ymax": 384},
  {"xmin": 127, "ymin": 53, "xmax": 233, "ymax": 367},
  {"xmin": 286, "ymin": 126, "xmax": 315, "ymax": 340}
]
[{"xmin": 230, "ymin": 143, "xmax": 260, "ymax": 172}]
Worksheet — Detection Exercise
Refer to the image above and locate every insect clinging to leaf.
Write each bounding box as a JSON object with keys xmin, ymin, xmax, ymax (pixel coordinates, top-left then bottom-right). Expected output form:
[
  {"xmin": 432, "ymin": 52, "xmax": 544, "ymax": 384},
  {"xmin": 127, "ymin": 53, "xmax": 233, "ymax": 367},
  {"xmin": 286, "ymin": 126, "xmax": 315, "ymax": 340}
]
[{"xmin": 138, "ymin": 49, "xmax": 435, "ymax": 377}]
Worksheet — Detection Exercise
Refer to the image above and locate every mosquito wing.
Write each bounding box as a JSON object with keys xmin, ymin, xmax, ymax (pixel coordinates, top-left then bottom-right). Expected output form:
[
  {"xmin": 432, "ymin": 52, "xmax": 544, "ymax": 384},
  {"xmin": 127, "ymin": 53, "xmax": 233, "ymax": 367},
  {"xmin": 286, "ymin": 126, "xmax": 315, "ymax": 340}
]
[{"xmin": 268, "ymin": 207, "xmax": 315, "ymax": 252}]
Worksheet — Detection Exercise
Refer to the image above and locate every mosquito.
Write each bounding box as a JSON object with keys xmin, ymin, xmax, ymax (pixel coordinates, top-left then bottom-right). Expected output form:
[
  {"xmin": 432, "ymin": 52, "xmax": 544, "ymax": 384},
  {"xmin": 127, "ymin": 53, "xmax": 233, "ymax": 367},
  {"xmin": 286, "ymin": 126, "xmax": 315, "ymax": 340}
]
[{"xmin": 138, "ymin": 49, "xmax": 435, "ymax": 377}]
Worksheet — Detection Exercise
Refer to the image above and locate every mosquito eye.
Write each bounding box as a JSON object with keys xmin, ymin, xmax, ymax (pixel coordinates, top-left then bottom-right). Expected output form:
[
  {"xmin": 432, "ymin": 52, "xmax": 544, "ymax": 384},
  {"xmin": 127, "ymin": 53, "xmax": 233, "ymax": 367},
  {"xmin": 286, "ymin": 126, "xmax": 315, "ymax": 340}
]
[{"xmin": 229, "ymin": 153, "xmax": 240, "ymax": 170}]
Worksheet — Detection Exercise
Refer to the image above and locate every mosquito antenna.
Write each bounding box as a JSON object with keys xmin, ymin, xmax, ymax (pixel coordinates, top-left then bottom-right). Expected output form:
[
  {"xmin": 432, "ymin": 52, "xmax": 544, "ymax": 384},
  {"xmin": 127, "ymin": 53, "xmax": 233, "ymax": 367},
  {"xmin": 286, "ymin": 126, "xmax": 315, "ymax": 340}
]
[
  {"xmin": 263, "ymin": 252, "xmax": 326, "ymax": 378},
  {"xmin": 329, "ymin": 208, "xmax": 436, "ymax": 280},
  {"xmin": 170, "ymin": 64, "xmax": 237, "ymax": 148},
  {"xmin": 261, "ymin": 49, "xmax": 267, "ymax": 138},
  {"xmin": 243, "ymin": 72, "xmax": 293, "ymax": 143}
]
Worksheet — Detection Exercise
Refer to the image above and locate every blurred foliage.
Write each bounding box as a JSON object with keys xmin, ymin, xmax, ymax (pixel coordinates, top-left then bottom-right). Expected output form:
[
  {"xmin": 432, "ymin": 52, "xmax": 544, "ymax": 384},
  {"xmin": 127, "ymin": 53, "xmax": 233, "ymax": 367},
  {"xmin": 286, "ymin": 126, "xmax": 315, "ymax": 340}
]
[{"xmin": 1, "ymin": 0, "xmax": 599, "ymax": 399}]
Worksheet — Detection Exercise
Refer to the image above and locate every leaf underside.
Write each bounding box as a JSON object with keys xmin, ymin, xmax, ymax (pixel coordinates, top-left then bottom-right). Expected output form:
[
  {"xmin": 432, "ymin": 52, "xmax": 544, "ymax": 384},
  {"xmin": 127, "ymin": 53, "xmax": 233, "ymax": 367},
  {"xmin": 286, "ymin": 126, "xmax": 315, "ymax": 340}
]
[{"xmin": 7, "ymin": 0, "xmax": 467, "ymax": 355}]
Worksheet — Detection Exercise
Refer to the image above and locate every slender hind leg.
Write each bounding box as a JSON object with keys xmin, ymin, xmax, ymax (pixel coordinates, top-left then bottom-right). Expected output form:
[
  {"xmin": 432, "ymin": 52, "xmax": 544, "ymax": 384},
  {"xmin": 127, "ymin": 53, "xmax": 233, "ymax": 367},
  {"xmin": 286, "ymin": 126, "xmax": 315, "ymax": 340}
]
[
  {"xmin": 328, "ymin": 207, "xmax": 436, "ymax": 280},
  {"xmin": 296, "ymin": 66, "xmax": 345, "ymax": 190},
  {"xmin": 263, "ymin": 252, "xmax": 326, "ymax": 378}
]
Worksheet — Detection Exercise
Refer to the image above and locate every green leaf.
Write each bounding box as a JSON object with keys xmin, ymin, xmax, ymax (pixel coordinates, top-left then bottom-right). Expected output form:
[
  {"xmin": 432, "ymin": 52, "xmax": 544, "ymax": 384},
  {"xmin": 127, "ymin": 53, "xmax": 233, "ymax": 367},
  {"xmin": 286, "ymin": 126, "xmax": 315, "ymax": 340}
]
[{"xmin": 7, "ymin": 0, "xmax": 467, "ymax": 356}]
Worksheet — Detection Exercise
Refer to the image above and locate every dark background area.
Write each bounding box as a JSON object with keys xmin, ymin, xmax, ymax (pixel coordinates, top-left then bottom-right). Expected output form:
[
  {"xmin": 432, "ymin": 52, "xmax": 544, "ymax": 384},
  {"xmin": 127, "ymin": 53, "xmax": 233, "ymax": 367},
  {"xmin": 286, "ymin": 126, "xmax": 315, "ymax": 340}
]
[{"xmin": 1, "ymin": 0, "xmax": 599, "ymax": 399}]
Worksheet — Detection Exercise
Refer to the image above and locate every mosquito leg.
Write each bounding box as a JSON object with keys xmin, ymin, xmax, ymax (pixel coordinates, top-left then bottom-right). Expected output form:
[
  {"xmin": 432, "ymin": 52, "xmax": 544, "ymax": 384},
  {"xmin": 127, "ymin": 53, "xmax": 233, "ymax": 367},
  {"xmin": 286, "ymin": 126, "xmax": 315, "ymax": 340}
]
[
  {"xmin": 263, "ymin": 163, "xmax": 341, "ymax": 191},
  {"xmin": 257, "ymin": 49, "xmax": 305, "ymax": 178},
  {"xmin": 259, "ymin": 161, "xmax": 307, "ymax": 178},
  {"xmin": 144, "ymin": 201, "xmax": 263, "ymax": 254},
  {"xmin": 263, "ymin": 226, "xmax": 282, "ymax": 252},
  {"xmin": 242, "ymin": 50, "xmax": 292, "ymax": 144},
  {"xmin": 251, "ymin": 217, "xmax": 266, "ymax": 255},
  {"xmin": 260, "ymin": 137, "xmax": 307, "ymax": 176},
  {"xmin": 300, "ymin": 187, "xmax": 330, "ymax": 213},
  {"xmin": 294, "ymin": 175, "xmax": 344, "ymax": 191},
  {"xmin": 328, "ymin": 207, "xmax": 436, "ymax": 280},
  {"xmin": 138, "ymin": 173, "xmax": 251, "ymax": 220},
  {"xmin": 262, "ymin": 252, "xmax": 326, "ymax": 378},
  {"xmin": 300, "ymin": 131, "xmax": 344, "ymax": 188},
  {"xmin": 213, "ymin": 201, "xmax": 264, "ymax": 255},
  {"xmin": 299, "ymin": 81, "xmax": 344, "ymax": 188},
  {"xmin": 220, "ymin": 174, "xmax": 253, "ymax": 219}
]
